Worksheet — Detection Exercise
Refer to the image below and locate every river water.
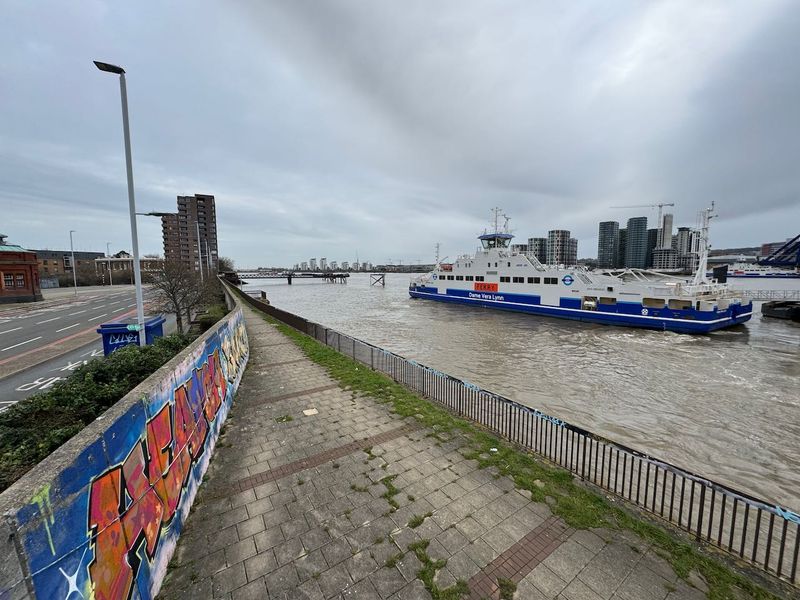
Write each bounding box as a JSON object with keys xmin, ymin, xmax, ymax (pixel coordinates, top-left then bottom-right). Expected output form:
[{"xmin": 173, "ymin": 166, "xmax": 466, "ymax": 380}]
[{"xmin": 246, "ymin": 274, "xmax": 800, "ymax": 509}]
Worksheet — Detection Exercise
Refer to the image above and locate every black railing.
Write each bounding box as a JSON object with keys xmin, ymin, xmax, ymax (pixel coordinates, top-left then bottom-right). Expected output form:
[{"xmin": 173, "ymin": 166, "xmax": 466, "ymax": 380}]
[{"xmin": 234, "ymin": 285, "xmax": 800, "ymax": 587}]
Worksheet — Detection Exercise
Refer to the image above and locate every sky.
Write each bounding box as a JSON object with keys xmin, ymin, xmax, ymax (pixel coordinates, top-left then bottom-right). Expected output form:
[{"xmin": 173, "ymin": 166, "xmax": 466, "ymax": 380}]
[{"xmin": 1, "ymin": 0, "xmax": 798, "ymax": 268}]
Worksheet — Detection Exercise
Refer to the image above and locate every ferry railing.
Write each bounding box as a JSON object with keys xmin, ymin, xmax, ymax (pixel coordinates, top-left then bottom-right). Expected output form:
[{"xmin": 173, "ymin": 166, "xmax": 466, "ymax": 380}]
[{"xmin": 233, "ymin": 286, "xmax": 799, "ymax": 588}]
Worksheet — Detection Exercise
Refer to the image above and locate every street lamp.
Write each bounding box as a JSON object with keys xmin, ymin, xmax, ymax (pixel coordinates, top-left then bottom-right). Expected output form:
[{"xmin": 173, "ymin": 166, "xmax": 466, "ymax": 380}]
[
  {"xmin": 69, "ymin": 230, "xmax": 78, "ymax": 296},
  {"xmin": 94, "ymin": 60, "xmax": 145, "ymax": 346},
  {"xmin": 106, "ymin": 241, "xmax": 113, "ymax": 287}
]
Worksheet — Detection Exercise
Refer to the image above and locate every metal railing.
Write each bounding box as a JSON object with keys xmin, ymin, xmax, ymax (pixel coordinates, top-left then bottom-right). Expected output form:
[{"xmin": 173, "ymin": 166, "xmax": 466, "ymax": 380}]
[{"xmin": 234, "ymin": 286, "xmax": 800, "ymax": 587}]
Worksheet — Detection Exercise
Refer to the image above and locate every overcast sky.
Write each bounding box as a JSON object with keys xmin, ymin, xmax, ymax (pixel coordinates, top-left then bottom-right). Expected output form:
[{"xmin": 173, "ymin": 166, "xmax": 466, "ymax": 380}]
[{"xmin": 1, "ymin": 0, "xmax": 798, "ymax": 268}]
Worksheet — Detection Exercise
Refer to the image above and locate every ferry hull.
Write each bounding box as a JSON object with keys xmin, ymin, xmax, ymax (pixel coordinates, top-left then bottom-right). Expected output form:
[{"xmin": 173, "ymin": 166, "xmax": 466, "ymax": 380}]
[{"xmin": 409, "ymin": 288, "xmax": 752, "ymax": 334}]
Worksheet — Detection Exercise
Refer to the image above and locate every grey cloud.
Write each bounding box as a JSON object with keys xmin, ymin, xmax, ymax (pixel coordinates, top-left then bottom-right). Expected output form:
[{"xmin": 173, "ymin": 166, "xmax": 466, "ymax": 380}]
[{"xmin": 1, "ymin": 0, "xmax": 797, "ymax": 266}]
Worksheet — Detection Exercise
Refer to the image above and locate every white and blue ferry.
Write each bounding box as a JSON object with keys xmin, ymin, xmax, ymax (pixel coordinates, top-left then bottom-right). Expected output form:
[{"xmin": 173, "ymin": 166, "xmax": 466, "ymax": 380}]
[{"xmin": 409, "ymin": 207, "xmax": 752, "ymax": 334}]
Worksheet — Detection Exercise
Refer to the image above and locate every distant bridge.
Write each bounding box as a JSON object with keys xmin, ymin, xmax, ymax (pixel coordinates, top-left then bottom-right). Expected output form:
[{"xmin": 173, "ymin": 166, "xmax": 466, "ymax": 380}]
[
  {"xmin": 740, "ymin": 289, "xmax": 800, "ymax": 301},
  {"xmin": 237, "ymin": 271, "xmax": 350, "ymax": 280}
]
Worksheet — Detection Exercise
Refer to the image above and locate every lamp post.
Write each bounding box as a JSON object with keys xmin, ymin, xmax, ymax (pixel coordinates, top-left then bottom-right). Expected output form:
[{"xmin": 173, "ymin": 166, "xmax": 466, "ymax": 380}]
[
  {"xmin": 106, "ymin": 241, "xmax": 113, "ymax": 287},
  {"xmin": 69, "ymin": 230, "xmax": 78, "ymax": 296},
  {"xmin": 94, "ymin": 60, "xmax": 145, "ymax": 346}
]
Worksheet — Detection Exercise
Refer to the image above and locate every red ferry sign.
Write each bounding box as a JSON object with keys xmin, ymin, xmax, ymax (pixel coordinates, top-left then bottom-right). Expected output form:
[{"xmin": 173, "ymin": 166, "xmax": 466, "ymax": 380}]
[{"xmin": 474, "ymin": 282, "xmax": 498, "ymax": 292}]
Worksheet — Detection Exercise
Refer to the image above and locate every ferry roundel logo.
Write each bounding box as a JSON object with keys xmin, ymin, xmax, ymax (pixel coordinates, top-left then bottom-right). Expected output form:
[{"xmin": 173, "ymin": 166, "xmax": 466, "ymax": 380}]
[
  {"xmin": 432, "ymin": 274, "xmax": 437, "ymax": 280},
  {"xmin": 641, "ymin": 308, "xmax": 649, "ymax": 316},
  {"xmin": 561, "ymin": 275, "xmax": 574, "ymax": 286}
]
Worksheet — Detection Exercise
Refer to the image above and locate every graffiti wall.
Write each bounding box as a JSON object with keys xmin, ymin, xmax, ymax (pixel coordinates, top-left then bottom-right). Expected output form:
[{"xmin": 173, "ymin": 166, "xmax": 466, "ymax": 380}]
[{"xmin": 6, "ymin": 307, "xmax": 248, "ymax": 600}]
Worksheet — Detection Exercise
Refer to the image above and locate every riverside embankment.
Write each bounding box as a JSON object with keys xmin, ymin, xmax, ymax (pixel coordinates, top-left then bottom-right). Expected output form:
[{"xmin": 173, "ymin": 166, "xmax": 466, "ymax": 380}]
[
  {"xmin": 157, "ymin": 290, "xmax": 795, "ymax": 599},
  {"xmin": 244, "ymin": 274, "xmax": 800, "ymax": 511}
]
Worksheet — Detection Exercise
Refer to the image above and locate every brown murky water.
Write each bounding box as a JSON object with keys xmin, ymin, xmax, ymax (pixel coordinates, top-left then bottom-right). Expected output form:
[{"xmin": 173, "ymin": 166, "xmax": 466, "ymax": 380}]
[{"xmin": 248, "ymin": 274, "xmax": 800, "ymax": 510}]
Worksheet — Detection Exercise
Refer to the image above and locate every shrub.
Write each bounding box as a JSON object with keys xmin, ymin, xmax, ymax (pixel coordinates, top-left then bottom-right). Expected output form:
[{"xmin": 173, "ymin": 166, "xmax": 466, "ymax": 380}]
[
  {"xmin": 197, "ymin": 303, "xmax": 228, "ymax": 332},
  {"xmin": 0, "ymin": 333, "xmax": 193, "ymax": 492}
]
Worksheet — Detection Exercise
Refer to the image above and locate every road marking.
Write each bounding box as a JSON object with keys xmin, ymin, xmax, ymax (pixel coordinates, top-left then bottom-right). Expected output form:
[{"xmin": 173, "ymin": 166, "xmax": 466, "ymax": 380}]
[
  {"xmin": 68, "ymin": 310, "xmax": 86, "ymax": 316},
  {"xmin": 56, "ymin": 323, "xmax": 80, "ymax": 333},
  {"xmin": 36, "ymin": 317, "xmax": 61, "ymax": 325},
  {"xmin": 113, "ymin": 307, "xmax": 126, "ymax": 313},
  {"xmin": 128, "ymin": 303, "xmax": 136, "ymax": 308},
  {"xmin": 88, "ymin": 313, "xmax": 108, "ymax": 322},
  {"xmin": 109, "ymin": 301, "xmax": 121, "ymax": 306},
  {"xmin": 0, "ymin": 327, "xmax": 23, "ymax": 335},
  {"xmin": 1, "ymin": 337, "xmax": 43, "ymax": 352}
]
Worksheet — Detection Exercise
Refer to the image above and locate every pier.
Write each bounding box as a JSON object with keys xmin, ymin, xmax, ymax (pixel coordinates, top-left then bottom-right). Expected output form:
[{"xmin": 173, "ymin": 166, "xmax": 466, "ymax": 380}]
[{"xmin": 237, "ymin": 271, "xmax": 350, "ymax": 284}]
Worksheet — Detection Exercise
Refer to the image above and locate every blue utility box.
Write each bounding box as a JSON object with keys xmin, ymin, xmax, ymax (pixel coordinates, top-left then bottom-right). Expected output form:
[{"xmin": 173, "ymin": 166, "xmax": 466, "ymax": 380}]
[{"xmin": 97, "ymin": 315, "xmax": 166, "ymax": 356}]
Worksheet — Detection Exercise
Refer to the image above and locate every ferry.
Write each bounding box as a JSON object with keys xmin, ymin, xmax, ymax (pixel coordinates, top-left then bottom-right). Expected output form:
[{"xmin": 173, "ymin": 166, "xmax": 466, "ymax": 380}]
[
  {"xmin": 707, "ymin": 263, "xmax": 800, "ymax": 279},
  {"xmin": 409, "ymin": 206, "xmax": 753, "ymax": 334}
]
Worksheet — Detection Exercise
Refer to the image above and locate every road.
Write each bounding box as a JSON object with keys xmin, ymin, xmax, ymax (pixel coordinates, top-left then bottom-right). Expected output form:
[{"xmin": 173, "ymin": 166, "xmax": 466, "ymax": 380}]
[
  {"xmin": 0, "ymin": 286, "xmax": 142, "ymax": 361},
  {"xmin": 0, "ymin": 311, "xmax": 177, "ymax": 411}
]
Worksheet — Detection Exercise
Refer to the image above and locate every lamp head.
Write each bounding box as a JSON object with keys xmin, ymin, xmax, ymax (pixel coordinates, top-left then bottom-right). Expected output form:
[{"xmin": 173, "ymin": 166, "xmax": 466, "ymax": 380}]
[{"xmin": 93, "ymin": 61, "xmax": 125, "ymax": 75}]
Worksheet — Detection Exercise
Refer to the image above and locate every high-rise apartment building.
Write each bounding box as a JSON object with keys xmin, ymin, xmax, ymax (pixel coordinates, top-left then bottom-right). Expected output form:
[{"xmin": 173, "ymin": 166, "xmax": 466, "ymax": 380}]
[
  {"xmin": 309, "ymin": 258, "xmax": 317, "ymax": 270},
  {"xmin": 646, "ymin": 228, "xmax": 658, "ymax": 268},
  {"xmin": 617, "ymin": 229, "xmax": 627, "ymax": 269},
  {"xmin": 161, "ymin": 194, "xmax": 218, "ymax": 272},
  {"xmin": 624, "ymin": 217, "xmax": 648, "ymax": 268},
  {"xmin": 547, "ymin": 230, "xmax": 577, "ymax": 266},
  {"xmin": 657, "ymin": 213, "xmax": 674, "ymax": 249},
  {"xmin": 320, "ymin": 258, "xmax": 327, "ymax": 271},
  {"xmin": 527, "ymin": 237, "xmax": 548, "ymax": 264},
  {"xmin": 597, "ymin": 221, "xmax": 620, "ymax": 268}
]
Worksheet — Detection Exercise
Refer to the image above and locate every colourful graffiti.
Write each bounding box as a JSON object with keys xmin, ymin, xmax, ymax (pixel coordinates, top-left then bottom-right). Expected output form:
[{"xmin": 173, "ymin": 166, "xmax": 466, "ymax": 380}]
[
  {"xmin": 9, "ymin": 308, "xmax": 247, "ymax": 600},
  {"xmin": 87, "ymin": 348, "xmax": 227, "ymax": 600}
]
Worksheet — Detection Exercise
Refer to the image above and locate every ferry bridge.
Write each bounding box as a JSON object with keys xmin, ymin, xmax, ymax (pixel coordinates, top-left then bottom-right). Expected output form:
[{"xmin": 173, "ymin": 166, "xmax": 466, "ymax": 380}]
[{"xmin": 759, "ymin": 233, "xmax": 800, "ymax": 267}]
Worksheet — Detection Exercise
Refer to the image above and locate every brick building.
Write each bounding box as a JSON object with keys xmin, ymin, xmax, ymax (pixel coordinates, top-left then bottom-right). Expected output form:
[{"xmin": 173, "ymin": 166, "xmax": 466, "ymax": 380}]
[
  {"xmin": 33, "ymin": 249, "xmax": 104, "ymax": 277},
  {"xmin": 161, "ymin": 194, "xmax": 218, "ymax": 272},
  {"xmin": 0, "ymin": 234, "xmax": 43, "ymax": 304}
]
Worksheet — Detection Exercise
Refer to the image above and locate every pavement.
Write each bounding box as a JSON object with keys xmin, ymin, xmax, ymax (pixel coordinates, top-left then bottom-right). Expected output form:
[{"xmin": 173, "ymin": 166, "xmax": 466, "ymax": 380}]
[
  {"xmin": 0, "ymin": 285, "xmax": 150, "ymax": 380},
  {"xmin": 159, "ymin": 304, "xmax": 713, "ymax": 600}
]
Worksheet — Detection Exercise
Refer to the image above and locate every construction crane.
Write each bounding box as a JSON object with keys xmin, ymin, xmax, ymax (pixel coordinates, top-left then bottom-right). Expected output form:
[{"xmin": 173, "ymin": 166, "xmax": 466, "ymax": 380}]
[{"xmin": 609, "ymin": 203, "xmax": 675, "ymax": 228}]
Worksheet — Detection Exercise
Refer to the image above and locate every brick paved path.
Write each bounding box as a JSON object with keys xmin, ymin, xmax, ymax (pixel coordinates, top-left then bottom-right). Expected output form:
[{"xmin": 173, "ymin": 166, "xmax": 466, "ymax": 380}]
[{"xmin": 159, "ymin": 305, "xmax": 708, "ymax": 600}]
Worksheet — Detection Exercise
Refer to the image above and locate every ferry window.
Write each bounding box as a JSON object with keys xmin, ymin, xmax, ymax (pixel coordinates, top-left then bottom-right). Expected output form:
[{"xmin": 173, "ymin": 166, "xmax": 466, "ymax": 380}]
[
  {"xmin": 513, "ymin": 277, "xmax": 524, "ymax": 283},
  {"xmin": 607, "ymin": 287, "xmax": 614, "ymax": 292},
  {"xmin": 447, "ymin": 275, "xmax": 455, "ymax": 280},
  {"xmin": 534, "ymin": 277, "xmax": 541, "ymax": 284},
  {"xmin": 465, "ymin": 276, "xmax": 474, "ymax": 281},
  {"xmin": 500, "ymin": 276, "xmax": 510, "ymax": 283},
  {"xmin": 475, "ymin": 276, "xmax": 485, "ymax": 281},
  {"xmin": 456, "ymin": 275, "xmax": 464, "ymax": 281},
  {"xmin": 643, "ymin": 298, "xmax": 666, "ymax": 308},
  {"xmin": 544, "ymin": 277, "xmax": 558, "ymax": 285},
  {"xmin": 527, "ymin": 277, "xmax": 534, "ymax": 283},
  {"xmin": 508, "ymin": 262, "xmax": 511, "ymax": 267},
  {"xmin": 488, "ymin": 263, "xmax": 491, "ymax": 267},
  {"xmin": 494, "ymin": 262, "xmax": 498, "ymax": 267}
]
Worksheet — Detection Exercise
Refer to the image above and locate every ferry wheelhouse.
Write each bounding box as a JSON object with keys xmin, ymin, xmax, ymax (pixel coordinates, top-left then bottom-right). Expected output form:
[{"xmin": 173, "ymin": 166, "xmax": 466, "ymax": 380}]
[{"xmin": 409, "ymin": 208, "xmax": 752, "ymax": 334}]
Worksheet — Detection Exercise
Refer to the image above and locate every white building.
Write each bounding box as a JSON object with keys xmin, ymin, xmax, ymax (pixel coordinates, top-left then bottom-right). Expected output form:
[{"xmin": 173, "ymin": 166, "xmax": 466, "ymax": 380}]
[
  {"xmin": 329, "ymin": 261, "xmax": 337, "ymax": 270},
  {"xmin": 300, "ymin": 262, "xmax": 308, "ymax": 270},
  {"xmin": 309, "ymin": 258, "xmax": 317, "ymax": 270},
  {"xmin": 657, "ymin": 213, "xmax": 674, "ymax": 249},
  {"xmin": 341, "ymin": 261, "xmax": 349, "ymax": 270}
]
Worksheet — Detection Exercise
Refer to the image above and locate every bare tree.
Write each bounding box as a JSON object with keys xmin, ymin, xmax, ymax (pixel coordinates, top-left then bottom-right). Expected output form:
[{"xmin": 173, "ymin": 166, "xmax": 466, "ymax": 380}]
[
  {"xmin": 217, "ymin": 256, "xmax": 235, "ymax": 273},
  {"xmin": 148, "ymin": 261, "xmax": 212, "ymax": 333}
]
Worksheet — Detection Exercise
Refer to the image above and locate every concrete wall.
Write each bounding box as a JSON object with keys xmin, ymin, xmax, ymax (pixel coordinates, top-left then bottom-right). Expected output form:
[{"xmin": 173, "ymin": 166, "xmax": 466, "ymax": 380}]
[{"xmin": 0, "ymin": 291, "xmax": 249, "ymax": 600}]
